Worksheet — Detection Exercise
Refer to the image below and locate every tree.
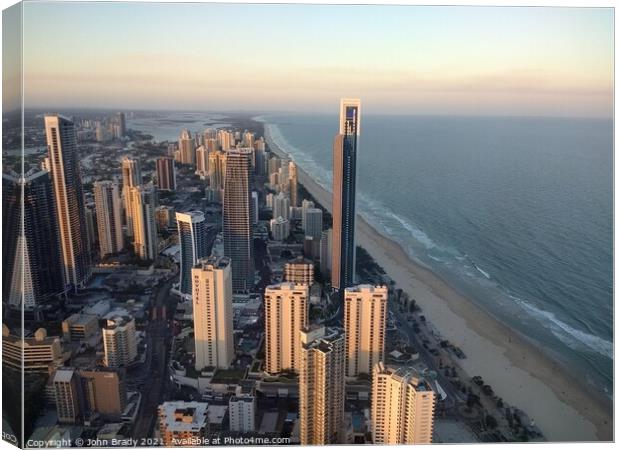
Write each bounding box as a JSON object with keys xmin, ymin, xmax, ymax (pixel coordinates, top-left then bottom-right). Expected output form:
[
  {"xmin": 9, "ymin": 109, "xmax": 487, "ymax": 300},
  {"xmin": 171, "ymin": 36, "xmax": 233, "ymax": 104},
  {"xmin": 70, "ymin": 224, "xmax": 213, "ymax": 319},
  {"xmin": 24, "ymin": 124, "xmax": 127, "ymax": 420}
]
[{"xmin": 486, "ymin": 415, "xmax": 498, "ymax": 430}]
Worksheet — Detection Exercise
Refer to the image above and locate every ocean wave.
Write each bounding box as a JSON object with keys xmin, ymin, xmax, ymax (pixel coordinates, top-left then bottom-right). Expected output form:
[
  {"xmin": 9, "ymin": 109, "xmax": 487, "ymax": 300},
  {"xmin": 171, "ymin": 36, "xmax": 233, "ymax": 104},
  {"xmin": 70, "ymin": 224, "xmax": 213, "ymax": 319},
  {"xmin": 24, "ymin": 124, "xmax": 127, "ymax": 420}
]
[
  {"xmin": 511, "ymin": 295, "xmax": 613, "ymax": 359},
  {"xmin": 473, "ymin": 264, "xmax": 491, "ymax": 279}
]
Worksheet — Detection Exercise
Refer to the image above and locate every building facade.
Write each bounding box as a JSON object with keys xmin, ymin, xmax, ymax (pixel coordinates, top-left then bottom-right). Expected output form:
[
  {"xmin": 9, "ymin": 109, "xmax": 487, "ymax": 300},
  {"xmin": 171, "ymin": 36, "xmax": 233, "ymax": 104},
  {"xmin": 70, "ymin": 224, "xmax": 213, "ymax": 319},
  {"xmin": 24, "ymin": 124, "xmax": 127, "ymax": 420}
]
[
  {"xmin": 54, "ymin": 368, "xmax": 82, "ymax": 424},
  {"xmin": 370, "ymin": 362, "xmax": 436, "ymax": 444},
  {"xmin": 176, "ymin": 211, "xmax": 209, "ymax": 296},
  {"xmin": 283, "ymin": 258, "xmax": 314, "ymax": 285},
  {"xmin": 128, "ymin": 185, "xmax": 158, "ymax": 260},
  {"xmin": 229, "ymin": 395, "xmax": 255, "ymax": 433},
  {"xmin": 156, "ymin": 157, "xmax": 176, "ymax": 191},
  {"xmin": 223, "ymin": 148, "xmax": 255, "ymax": 293},
  {"xmin": 299, "ymin": 326, "xmax": 346, "ymax": 445},
  {"xmin": 264, "ymin": 283, "xmax": 309, "ymax": 374},
  {"xmin": 121, "ymin": 157, "xmax": 142, "ymax": 237},
  {"xmin": 45, "ymin": 115, "xmax": 91, "ymax": 291},
  {"xmin": 178, "ymin": 129, "xmax": 196, "ymax": 166},
  {"xmin": 158, "ymin": 401, "xmax": 209, "ymax": 446},
  {"xmin": 331, "ymin": 99, "xmax": 361, "ymax": 292},
  {"xmin": 344, "ymin": 285, "xmax": 388, "ymax": 377},
  {"xmin": 102, "ymin": 315, "xmax": 138, "ymax": 368},
  {"xmin": 2, "ymin": 326, "xmax": 64, "ymax": 373},
  {"xmin": 192, "ymin": 257, "xmax": 235, "ymax": 370},
  {"xmin": 94, "ymin": 181, "xmax": 124, "ymax": 256},
  {"xmin": 3, "ymin": 170, "xmax": 65, "ymax": 313},
  {"xmin": 79, "ymin": 369, "xmax": 127, "ymax": 419}
]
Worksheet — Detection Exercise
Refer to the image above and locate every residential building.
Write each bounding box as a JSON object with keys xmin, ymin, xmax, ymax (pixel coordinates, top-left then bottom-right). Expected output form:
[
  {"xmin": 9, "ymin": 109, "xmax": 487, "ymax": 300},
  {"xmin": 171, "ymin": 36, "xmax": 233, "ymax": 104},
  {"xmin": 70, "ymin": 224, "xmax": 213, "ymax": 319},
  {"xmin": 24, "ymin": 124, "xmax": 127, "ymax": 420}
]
[
  {"xmin": 344, "ymin": 285, "xmax": 388, "ymax": 377},
  {"xmin": 2, "ymin": 326, "xmax": 64, "ymax": 373},
  {"xmin": 270, "ymin": 216, "xmax": 290, "ymax": 241},
  {"xmin": 192, "ymin": 257, "xmax": 235, "ymax": 370},
  {"xmin": 229, "ymin": 395, "xmax": 255, "ymax": 433},
  {"xmin": 223, "ymin": 148, "xmax": 254, "ymax": 293},
  {"xmin": 156, "ymin": 157, "xmax": 176, "ymax": 191},
  {"xmin": 94, "ymin": 181, "xmax": 124, "ymax": 256},
  {"xmin": 299, "ymin": 326, "xmax": 345, "ymax": 445},
  {"xmin": 264, "ymin": 283, "xmax": 309, "ymax": 374},
  {"xmin": 370, "ymin": 362, "xmax": 436, "ymax": 444},
  {"xmin": 79, "ymin": 369, "xmax": 127, "ymax": 419},
  {"xmin": 303, "ymin": 208, "xmax": 323, "ymax": 239},
  {"xmin": 128, "ymin": 185, "xmax": 158, "ymax": 260},
  {"xmin": 45, "ymin": 115, "xmax": 91, "ymax": 290},
  {"xmin": 158, "ymin": 401, "xmax": 209, "ymax": 446},
  {"xmin": 121, "ymin": 157, "xmax": 141, "ymax": 237},
  {"xmin": 283, "ymin": 257, "xmax": 314, "ymax": 285},
  {"xmin": 178, "ymin": 129, "xmax": 195, "ymax": 165},
  {"xmin": 102, "ymin": 315, "xmax": 138, "ymax": 368},
  {"xmin": 54, "ymin": 368, "xmax": 82, "ymax": 424},
  {"xmin": 332, "ymin": 99, "xmax": 361, "ymax": 292},
  {"xmin": 176, "ymin": 211, "xmax": 209, "ymax": 296},
  {"xmin": 3, "ymin": 170, "xmax": 64, "ymax": 313}
]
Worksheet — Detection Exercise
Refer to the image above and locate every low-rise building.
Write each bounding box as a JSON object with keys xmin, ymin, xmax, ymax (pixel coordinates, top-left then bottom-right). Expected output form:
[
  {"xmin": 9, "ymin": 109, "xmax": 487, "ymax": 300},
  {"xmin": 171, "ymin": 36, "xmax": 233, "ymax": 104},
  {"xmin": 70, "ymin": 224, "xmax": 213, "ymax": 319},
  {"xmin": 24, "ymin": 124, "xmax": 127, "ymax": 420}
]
[{"xmin": 158, "ymin": 401, "xmax": 209, "ymax": 446}]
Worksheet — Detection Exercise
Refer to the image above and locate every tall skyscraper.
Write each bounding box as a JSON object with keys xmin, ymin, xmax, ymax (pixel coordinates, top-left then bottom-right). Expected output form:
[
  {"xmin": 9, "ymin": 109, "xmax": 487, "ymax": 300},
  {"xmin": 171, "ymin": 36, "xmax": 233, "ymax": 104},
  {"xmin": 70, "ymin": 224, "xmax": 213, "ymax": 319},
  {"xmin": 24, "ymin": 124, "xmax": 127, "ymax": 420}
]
[
  {"xmin": 121, "ymin": 157, "xmax": 141, "ymax": 237},
  {"xmin": 273, "ymin": 192, "xmax": 290, "ymax": 221},
  {"xmin": 208, "ymin": 150, "xmax": 227, "ymax": 191},
  {"xmin": 299, "ymin": 325, "xmax": 346, "ymax": 445},
  {"xmin": 300, "ymin": 199, "xmax": 315, "ymax": 230},
  {"xmin": 192, "ymin": 257, "xmax": 235, "ymax": 370},
  {"xmin": 128, "ymin": 185, "xmax": 158, "ymax": 260},
  {"xmin": 264, "ymin": 283, "xmax": 309, "ymax": 375},
  {"xmin": 45, "ymin": 115, "xmax": 91, "ymax": 291},
  {"xmin": 3, "ymin": 170, "xmax": 64, "ymax": 313},
  {"xmin": 176, "ymin": 211, "xmax": 209, "ymax": 296},
  {"xmin": 195, "ymin": 145, "xmax": 209, "ymax": 179},
  {"xmin": 303, "ymin": 208, "xmax": 323, "ymax": 239},
  {"xmin": 217, "ymin": 129, "xmax": 232, "ymax": 151},
  {"xmin": 179, "ymin": 129, "xmax": 196, "ymax": 165},
  {"xmin": 93, "ymin": 181, "xmax": 124, "ymax": 256},
  {"xmin": 370, "ymin": 362, "xmax": 436, "ymax": 444},
  {"xmin": 223, "ymin": 148, "xmax": 255, "ymax": 293},
  {"xmin": 115, "ymin": 112, "xmax": 126, "ymax": 138},
  {"xmin": 289, "ymin": 161, "xmax": 298, "ymax": 207},
  {"xmin": 331, "ymin": 99, "xmax": 361, "ymax": 292},
  {"xmin": 269, "ymin": 216, "xmax": 290, "ymax": 241},
  {"xmin": 344, "ymin": 285, "xmax": 388, "ymax": 377},
  {"xmin": 156, "ymin": 157, "xmax": 176, "ymax": 191},
  {"xmin": 102, "ymin": 314, "xmax": 138, "ymax": 368},
  {"xmin": 155, "ymin": 205, "xmax": 176, "ymax": 231}
]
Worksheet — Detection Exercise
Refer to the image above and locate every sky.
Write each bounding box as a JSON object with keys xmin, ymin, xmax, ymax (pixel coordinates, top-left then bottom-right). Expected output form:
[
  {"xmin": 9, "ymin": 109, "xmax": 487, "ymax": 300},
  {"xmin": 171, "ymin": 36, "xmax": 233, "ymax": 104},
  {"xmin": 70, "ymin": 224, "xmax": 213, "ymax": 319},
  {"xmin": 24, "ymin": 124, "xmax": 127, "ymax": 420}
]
[{"xmin": 5, "ymin": 2, "xmax": 615, "ymax": 117}]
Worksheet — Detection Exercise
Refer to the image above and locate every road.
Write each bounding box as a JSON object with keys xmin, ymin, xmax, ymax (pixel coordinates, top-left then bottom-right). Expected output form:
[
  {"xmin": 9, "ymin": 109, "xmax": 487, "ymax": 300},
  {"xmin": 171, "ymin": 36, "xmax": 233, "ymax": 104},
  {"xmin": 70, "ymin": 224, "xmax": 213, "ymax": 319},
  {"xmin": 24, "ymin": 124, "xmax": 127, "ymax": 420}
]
[
  {"xmin": 389, "ymin": 302, "xmax": 464, "ymax": 410},
  {"xmin": 131, "ymin": 278, "xmax": 176, "ymax": 441}
]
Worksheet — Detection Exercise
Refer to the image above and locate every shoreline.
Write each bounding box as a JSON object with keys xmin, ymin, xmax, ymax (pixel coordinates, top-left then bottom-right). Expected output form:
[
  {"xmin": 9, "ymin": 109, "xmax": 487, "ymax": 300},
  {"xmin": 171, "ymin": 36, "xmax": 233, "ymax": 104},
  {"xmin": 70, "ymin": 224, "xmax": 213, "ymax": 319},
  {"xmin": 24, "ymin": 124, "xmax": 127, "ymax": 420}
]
[{"xmin": 261, "ymin": 121, "xmax": 613, "ymax": 441}]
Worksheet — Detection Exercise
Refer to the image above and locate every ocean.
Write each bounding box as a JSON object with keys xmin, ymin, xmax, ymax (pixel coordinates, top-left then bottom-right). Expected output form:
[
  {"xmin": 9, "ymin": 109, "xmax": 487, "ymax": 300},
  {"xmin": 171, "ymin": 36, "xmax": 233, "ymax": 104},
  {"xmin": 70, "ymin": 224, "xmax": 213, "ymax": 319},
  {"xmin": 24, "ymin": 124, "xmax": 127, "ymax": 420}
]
[
  {"xmin": 129, "ymin": 111, "xmax": 613, "ymax": 400},
  {"xmin": 259, "ymin": 113, "xmax": 613, "ymax": 400}
]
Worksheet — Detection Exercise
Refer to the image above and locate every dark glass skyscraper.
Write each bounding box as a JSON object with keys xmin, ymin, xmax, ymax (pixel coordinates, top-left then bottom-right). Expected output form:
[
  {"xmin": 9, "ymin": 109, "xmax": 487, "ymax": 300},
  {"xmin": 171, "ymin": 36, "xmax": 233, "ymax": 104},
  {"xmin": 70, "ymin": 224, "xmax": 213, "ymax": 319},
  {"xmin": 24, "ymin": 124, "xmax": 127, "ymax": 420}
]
[
  {"xmin": 176, "ymin": 210, "xmax": 209, "ymax": 296},
  {"xmin": 45, "ymin": 115, "xmax": 91, "ymax": 291},
  {"xmin": 3, "ymin": 169, "xmax": 64, "ymax": 314},
  {"xmin": 223, "ymin": 148, "xmax": 255, "ymax": 293},
  {"xmin": 331, "ymin": 99, "xmax": 361, "ymax": 293}
]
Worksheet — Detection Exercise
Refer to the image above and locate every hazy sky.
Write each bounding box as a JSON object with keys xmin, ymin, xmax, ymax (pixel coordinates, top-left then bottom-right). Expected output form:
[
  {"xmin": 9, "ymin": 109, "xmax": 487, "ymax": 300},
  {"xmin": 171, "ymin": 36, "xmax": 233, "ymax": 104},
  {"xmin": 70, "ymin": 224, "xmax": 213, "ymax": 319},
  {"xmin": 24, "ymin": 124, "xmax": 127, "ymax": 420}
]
[{"xmin": 12, "ymin": 2, "xmax": 614, "ymax": 117}]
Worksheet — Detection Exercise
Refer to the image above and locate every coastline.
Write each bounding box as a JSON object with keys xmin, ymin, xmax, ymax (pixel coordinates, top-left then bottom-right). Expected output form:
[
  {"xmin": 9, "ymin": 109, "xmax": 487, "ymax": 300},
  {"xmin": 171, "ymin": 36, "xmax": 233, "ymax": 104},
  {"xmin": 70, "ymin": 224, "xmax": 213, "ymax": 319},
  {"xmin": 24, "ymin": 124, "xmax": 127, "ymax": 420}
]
[{"xmin": 261, "ymin": 121, "xmax": 613, "ymax": 441}]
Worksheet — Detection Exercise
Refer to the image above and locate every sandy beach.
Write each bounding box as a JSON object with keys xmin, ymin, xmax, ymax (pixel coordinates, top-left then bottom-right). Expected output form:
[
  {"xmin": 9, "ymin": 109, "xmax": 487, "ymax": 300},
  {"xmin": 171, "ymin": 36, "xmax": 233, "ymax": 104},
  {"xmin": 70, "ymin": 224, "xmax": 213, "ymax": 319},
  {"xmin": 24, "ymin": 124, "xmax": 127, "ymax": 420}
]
[{"xmin": 264, "ymin": 126, "xmax": 613, "ymax": 442}]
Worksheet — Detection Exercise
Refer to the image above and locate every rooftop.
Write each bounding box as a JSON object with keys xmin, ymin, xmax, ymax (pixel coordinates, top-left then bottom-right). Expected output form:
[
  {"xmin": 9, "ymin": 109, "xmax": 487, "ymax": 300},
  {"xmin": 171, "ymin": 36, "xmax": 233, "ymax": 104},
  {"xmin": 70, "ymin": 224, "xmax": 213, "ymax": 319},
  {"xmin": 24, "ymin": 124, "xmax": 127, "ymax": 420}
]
[{"xmin": 159, "ymin": 401, "xmax": 209, "ymax": 432}]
